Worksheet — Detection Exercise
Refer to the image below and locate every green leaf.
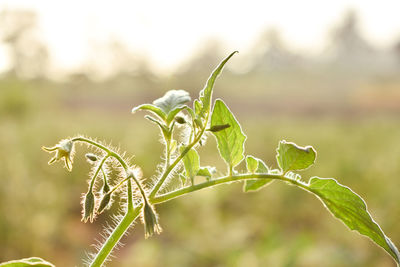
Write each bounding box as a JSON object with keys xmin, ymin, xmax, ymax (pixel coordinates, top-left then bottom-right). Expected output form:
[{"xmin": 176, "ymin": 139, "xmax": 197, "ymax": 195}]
[
  {"xmin": 308, "ymin": 177, "xmax": 400, "ymax": 264},
  {"xmin": 276, "ymin": 140, "xmax": 316, "ymax": 173},
  {"xmin": 210, "ymin": 99, "xmax": 246, "ymax": 172},
  {"xmin": 166, "ymin": 105, "xmax": 188, "ymax": 125},
  {"xmin": 194, "ymin": 99, "xmax": 203, "ymax": 117},
  {"xmin": 144, "ymin": 115, "xmax": 169, "ymax": 137},
  {"xmin": 199, "ymin": 51, "xmax": 238, "ymax": 117},
  {"xmin": 132, "ymin": 90, "xmax": 190, "ymax": 123},
  {"xmin": 246, "ymin": 156, "xmax": 258, "ymax": 173},
  {"xmin": 0, "ymin": 257, "xmax": 55, "ymax": 267},
  {"xmin": 153, "ymin": 90, "xmax": 191, "ymax": 116},
  {"xmin": 180, "ymin": 146, "xmax": 200, "ymax": 184},
  {"xmin": 132, "ymin": 104, "xmax": 167, "ymax": 121},
  {"xmin": 244, "ymin": 158, "xmax": 273, "ymax": 192}
]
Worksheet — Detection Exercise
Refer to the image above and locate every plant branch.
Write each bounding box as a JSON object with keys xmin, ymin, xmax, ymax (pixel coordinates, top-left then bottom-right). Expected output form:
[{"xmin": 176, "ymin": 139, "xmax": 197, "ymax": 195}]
[
  {"xmin": 151, "ymin": 173, "xmax": 309, "ymax": 204},
  {"xmin": 89, "ymin": 155, "xmax": 109, "ymax": 191},
  {"xmin": 149, "ymin": 126, "xmax": 206, "ymax": 198}
]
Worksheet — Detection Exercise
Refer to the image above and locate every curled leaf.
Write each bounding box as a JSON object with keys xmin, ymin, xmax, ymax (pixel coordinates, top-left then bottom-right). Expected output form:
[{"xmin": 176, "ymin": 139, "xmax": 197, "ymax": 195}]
[
  {"xmin": 276, "ymin": 140, "xmax": 316, "ymax": 173},
  {"xmin": 244, "ymin": 157, "xmax": 273, "ymax": 192}
]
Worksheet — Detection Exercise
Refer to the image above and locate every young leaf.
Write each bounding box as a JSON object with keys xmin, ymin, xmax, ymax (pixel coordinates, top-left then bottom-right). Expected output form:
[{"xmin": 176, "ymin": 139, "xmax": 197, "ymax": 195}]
[
  {"xmin": 308, "ymin": 177, "xmax": 400, "ymax": 264},
  {"xmin": 144, "ymin": 115, "xmax": 169, "ymax": 137},
  {"xmin": 210, "ymin": 99, "xmax": 246, "ymax": 173},
  {"xmin": 153, "ymin": 90, "xmax": 191, "ymax": 115},
  {"xmin": 0, "ymin": 257, "xmax": 55, "ymax": 267},
  {"xmin": 276, "ymin": 140, "xmax": 316, "ymax": 173},
  {"xmin": 180, "ymin": 146, "xmax": 200, "ymax": 184},
  {"xmin": 199, "ymin": 51, "xmax": 238, "ymax": 117},
  {"xmin": 132, "ymin": 90, "xmax": 190, "ymax": 123},
  {"xmin": 194, "ymin": 99, "xmax": 203, "ymax": 117},
  {"xmin": 246, "ymin": 155, "xmax": 258, "ymax": 173},
  {"xmin": 244, "ymin": 158, "xmax": 273, "ymax": 192},
  {"xmin": 132, "ymin": 104, "xmax": 167, "ymax": 121}
]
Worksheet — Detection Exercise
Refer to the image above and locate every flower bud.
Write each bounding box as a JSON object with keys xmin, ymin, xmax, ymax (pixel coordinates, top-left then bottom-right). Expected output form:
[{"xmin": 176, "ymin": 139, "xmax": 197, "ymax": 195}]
[
  {"xmin": 85, "ymin": 153, "xmax": 98, "ymax": 162},
  {"xmin": 82, "ymin": 190, "xmax": 95, "ymax": 223},
  {"xmin": 142, "ymin": 200, "xmax": 162, "ymax": 239},
  {"xmin": 208, "ymin": 124, "xmax": 230, "ymax": 132},
  {"xmin": 102, "ymin": 181, "xmax": 110, "ymax": 194},
  {"xmin": 97, "ymin": 192, "xmax": 111, "ymax": 214},
  {"xmin": 174, "ymin": 116, "xmax": 186, "ymax": 124}
]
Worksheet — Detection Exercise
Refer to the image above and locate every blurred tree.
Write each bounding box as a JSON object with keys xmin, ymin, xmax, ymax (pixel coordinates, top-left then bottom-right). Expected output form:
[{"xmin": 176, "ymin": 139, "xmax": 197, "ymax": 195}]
[
  {"xmin": 394, "ymin": 39, "xmax": 400, "ymax": 67},
  {"xmin": 178, "ymin": 39, "xmax": 224, "ymax": 75},
  {"xmin": 174, "ymin": 39, "xmax": 225, "ymax": 92},
  {"xmin": 327, "ymin": 10, "xmax": 378, "ymax": 70},
  {"xmin": 0, "ymin": 9, "xmax": 49, "ymax": 79},
  {"xmin": 250, "ymin": 28, "xmax": 301, "ymax": 72}
]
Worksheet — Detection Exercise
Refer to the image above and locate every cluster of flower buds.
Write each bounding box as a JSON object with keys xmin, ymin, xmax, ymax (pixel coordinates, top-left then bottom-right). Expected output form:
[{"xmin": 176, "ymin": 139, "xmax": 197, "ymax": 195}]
[{"xmin": 43, "ymin": 138, "xmax": 161, "ymax": 237}]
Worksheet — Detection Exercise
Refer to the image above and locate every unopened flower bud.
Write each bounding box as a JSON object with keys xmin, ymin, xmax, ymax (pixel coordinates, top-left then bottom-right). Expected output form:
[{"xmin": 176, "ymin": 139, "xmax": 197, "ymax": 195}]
[
  {"xmin": 82, "ymin": 190, "xmax": 95, "ymax": 223},
  {"xmin": 208, "ymin": 124, "xmax": 230, "ymax": 132},
  {"xmin": 174, "ymin": 116, "xmax": 186, "ymax": 124},
  {"xmin": 102, "ymin": 181, "xmax": 110, "ymax": 194},
  {"xmin": 142, "ymin": 200, "xmax": 162, "ymax": 239},
  {"xmin": 85, "ymin": 153, "xmax": 98, "ymax": 162},
  {"xmin": 97, "ymin": 192, "xmax": 111, "ymax": 214}
]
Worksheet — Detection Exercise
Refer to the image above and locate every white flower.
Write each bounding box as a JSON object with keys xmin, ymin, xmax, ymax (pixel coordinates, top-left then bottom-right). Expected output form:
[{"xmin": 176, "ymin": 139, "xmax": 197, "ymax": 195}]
[{"xmin": 42, "ymin": 139, "xmax": 75, "ymax": 171}]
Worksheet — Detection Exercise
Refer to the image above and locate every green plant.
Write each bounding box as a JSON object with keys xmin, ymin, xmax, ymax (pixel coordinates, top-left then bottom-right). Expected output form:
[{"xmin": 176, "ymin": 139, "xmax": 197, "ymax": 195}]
[{"xmin": 2, "ymin": 52, "xmax": 399, "ymax": 266}]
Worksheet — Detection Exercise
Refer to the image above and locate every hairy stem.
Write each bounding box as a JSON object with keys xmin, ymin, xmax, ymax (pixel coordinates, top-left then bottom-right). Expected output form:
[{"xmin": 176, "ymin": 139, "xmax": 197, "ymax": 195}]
[
  {"xmin": 89, "ymin": 204, "xmax": 142, "ymax": 267},
  {"xmin": 72, "ymin": 137, "xmax": 152, "ymax": 264}
]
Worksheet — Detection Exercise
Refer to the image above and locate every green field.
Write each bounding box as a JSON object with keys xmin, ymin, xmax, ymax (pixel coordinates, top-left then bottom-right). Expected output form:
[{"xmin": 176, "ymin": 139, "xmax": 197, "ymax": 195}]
[{"xmin": 1, "ymin": 74, "xmax": 399, "ymax": 266}]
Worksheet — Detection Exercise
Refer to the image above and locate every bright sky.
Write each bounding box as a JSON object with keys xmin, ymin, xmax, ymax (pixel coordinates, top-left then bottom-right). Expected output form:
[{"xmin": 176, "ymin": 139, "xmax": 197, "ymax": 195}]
[{"xmin": 1, "ymin": 0, "xmax": 400, "ymax": 74}]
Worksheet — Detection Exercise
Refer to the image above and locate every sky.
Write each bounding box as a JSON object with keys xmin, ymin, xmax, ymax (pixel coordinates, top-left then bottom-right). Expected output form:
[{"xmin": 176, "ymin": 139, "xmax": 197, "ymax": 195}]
[{"xmin": 1, "ymin": 0, "xmax": 400, "ymax": 75}]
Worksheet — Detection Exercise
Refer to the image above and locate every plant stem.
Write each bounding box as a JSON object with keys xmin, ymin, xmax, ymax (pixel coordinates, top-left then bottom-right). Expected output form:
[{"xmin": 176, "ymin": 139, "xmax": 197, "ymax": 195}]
[
  {"xmin": 150, "ymin": 120, "xmax": 208, "ymax": 198},
  {"xmin": 151, "ymin": 173, "xmax": 309, "ymax": 204},
  {"xmin": 89, "ymin": 156, "xmax": 109, "ymax": 191},
  {"xmin": 89, "ymin": 204, "xmax": 142, "ymax": 267},
  {"xmin": 72, "ymin": 136, "xmax": 152, "ymax": 264}
]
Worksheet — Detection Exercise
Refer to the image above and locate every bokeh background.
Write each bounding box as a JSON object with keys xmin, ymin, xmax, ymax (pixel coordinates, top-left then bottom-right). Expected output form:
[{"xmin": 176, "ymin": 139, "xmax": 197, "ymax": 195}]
[{"xmin": 1, "ymin": 1, "xmax": 400, "ymax": 266}]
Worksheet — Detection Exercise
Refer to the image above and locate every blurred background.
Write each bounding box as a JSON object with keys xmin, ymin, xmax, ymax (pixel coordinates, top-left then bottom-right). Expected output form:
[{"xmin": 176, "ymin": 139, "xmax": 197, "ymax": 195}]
[{"xmin": 1, "ymin": 1, "xmax": 400, "ymax": 266}]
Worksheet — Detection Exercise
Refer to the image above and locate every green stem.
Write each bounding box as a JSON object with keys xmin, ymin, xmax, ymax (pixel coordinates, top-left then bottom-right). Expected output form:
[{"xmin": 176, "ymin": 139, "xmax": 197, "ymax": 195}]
[
  {"xmin": 72, "ymin": 136, "xmax": 151, "ymax": 263},
  {"xmin": 71, "ymin": 137, "xmax": 129, "ymax": 170},
  {"xmin": 165, "ymin": 137, "xmax": 171, "ymax": 168},
  {"xmin": 150, "ymin": 119, "xmax": 208, "ymax": 198},
  {"xmin": 151, "ymin": 173, "xmax": 309, "ymax": 204},
  {"xmin": 89, "ymin": 204, "xmax": 142, "ymax": 267},
  {"xmin": 89, "ymin": 156, "xmax": 109, "ymax": 191}
]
